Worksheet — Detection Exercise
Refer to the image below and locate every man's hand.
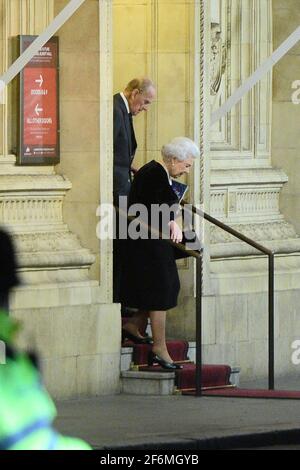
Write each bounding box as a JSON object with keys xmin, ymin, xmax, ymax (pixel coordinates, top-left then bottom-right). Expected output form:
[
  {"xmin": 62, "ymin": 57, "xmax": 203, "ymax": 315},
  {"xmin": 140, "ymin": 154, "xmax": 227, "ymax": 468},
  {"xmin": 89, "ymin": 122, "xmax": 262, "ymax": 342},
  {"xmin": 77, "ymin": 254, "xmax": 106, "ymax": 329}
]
[{"xmin": 168, "ymin": 221, "xmax": 183, "ymax": 244}]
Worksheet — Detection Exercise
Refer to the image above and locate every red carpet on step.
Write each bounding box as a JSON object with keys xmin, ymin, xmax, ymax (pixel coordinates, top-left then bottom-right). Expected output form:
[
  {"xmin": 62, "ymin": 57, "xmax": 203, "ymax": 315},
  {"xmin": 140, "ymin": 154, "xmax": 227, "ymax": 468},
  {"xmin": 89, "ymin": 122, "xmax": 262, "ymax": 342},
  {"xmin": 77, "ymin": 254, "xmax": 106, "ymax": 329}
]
[
  {"xmin": 124, "ymin": 339, "xmax": 232, "ymax": 389},
  {"xmin": 122, "ymin": 334, "xmax": 300, "ymax": 399},
  {"xmin": 132, "ymin": 341, "xmax": 190, "ymax": 365},
  {"xmin": 176, "ymin": 364, "xmax": 231, "ymax": 390},
  {"xmin": 122, "ymin": 331, "xmax": 300, "ymax": 399},
  {"xmin": 202, "ymin": 388, "xmax": 300, "ymax": 399},
  {"xmin": 182, "ymin": 388, "xmax": 300, "ymax": 399},
  {"xmin": 137, "ymin": 362, "xmax": 232, "ymax": 391}
]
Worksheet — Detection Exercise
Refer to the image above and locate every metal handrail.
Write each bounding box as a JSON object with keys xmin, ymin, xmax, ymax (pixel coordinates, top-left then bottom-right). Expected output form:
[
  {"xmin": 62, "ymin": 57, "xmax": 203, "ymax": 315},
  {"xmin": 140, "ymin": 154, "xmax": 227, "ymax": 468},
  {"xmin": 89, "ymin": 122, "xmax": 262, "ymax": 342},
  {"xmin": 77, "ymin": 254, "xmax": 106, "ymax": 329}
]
[
  {"xmin": 181, "ymin": 200, "xmax": 275, "ymax": 396},
  {"xmin": 116, "ymin": 206, "xmax": 201, "ymax": 260},
  {"xmin": 115, "ymin": 203, "xmax": 275, "ymax": 396}
]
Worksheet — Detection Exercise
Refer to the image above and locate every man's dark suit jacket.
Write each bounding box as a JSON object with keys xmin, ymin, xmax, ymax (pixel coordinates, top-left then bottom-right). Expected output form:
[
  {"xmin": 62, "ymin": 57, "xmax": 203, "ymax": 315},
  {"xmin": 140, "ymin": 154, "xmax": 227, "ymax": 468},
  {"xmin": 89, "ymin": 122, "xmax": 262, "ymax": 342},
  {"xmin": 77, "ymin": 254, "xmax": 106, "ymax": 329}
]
[{"xmin": 113, "ymin": 93, "xmax": 137, "ymax": 201}]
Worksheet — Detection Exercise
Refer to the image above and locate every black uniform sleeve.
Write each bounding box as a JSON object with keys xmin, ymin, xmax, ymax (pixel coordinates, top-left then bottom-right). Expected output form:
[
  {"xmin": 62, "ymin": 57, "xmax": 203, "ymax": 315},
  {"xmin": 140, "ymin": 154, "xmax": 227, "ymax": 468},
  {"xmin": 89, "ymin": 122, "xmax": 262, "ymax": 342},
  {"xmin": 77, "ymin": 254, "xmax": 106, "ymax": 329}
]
[{"xmin": 0, "ymin": 230, "xmax": 20, "ymax": 292}]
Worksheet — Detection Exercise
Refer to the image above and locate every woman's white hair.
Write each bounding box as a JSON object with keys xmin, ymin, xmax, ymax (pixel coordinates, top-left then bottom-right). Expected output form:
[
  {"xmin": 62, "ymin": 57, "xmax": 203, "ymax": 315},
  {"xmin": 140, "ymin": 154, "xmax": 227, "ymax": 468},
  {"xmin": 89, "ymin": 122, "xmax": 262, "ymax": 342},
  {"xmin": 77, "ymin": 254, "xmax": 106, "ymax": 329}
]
[{"xmin": 161, "ymin": 137, "xmax": 200, "ymax": 162}]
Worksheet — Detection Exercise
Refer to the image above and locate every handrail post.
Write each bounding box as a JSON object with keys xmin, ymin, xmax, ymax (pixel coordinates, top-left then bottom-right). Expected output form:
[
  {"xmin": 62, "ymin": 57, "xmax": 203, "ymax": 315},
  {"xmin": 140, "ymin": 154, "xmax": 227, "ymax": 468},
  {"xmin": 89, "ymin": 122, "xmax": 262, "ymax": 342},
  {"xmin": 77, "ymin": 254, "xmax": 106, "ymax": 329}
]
[
  {"xmin": 119, "ymin": 201, "xmax": 276, "ymax": 394},
  {"xmin": 268, "ymin": 253, "xmax": 275, "ymax": 390},
  {"xmin": 195, "ymin": 253, "xmax": 203, "ymax": 396},
  {"xmin": 180, "ymin": 201, "xmax": 277, "ymax": 392}
]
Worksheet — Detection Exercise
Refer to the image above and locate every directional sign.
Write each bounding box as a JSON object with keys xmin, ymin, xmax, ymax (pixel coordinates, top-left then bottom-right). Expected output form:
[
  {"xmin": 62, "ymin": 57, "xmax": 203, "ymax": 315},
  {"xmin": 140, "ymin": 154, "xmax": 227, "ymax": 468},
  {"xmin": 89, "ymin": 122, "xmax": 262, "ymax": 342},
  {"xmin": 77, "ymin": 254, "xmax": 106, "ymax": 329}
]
[
  {"xmin": 35, "ymin": 75, "xmax": 44, "ymax": 87},
  {"xmin": 19, "ymin": 35, "xmax": 59, "ymax": 165},
  {"xmin": 34, "ymin": 103, "xmax": 43, "ymax": 116}
]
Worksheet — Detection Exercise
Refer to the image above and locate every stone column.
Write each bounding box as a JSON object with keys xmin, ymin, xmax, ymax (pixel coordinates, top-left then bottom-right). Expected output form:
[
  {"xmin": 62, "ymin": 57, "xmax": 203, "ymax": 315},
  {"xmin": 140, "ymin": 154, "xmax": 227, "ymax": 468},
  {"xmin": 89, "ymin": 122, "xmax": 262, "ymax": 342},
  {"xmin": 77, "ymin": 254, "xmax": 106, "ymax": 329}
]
[
  {"xmin": 99, "ymin": 0, "xmax": 113, "ymax": 303},
  {"xmin": 203, "ymin": 0, "xmax": 300, "ymax": 380},
  {"xmin": 169, "ymin": 0, "xmax": 214, "ymax": 343},
  {"xmin": 1, "ymin": 0, "xmax": 96, "ymax": 283},
  {"xmin": 112, "ymin": 0, "xmax": 211, "ymax": 339},
  {"xmin": 272, "ymin": 0, "xmax": 300, "ymax": 233},
  {"xmin": 0, "ymin": 0, "xmax": 120, "ymax": 398},
  {"xmin": 209, "ymin": 0, "xmax": 300, "ymax": 257}
]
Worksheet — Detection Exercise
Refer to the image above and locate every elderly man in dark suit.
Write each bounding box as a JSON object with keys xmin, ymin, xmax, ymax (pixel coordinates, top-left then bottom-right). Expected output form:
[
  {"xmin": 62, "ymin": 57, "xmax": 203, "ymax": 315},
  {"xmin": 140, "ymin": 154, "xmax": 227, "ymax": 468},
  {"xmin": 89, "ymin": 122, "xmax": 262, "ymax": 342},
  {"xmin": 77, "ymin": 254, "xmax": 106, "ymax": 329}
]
[
  {"xmin": 113, "ymin": 78, "xmax": 156, "ymax": 204},
  {"xmin": 113, "ymin": 78, "xmax": 156, "ymax": 311}
]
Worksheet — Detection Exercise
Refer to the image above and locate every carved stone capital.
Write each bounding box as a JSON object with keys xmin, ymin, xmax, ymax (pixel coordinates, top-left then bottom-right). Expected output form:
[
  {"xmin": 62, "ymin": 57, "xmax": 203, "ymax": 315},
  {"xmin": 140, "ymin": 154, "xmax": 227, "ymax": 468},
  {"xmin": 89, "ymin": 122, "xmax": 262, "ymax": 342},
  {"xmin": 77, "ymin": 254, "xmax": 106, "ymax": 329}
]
[
  {"xmin": 0, "ymin": 159, "xmax": 95, "ymax": 283},
  {"xmin": 210, "ymin": 221, "xmax": 300, "ymax": 258},
  {"xmin": 15, "ymin": 231, "xmax": 95, "ymax": 268}
]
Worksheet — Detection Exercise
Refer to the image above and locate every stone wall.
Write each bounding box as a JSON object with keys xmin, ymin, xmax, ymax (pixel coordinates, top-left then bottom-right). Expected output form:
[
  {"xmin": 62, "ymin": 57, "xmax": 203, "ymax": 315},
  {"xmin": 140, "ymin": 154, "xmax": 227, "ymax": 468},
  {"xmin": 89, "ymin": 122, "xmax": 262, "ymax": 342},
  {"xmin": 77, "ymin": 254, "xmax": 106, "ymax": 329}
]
[
  {"xmin": 272, "ymin": 0, "xmax": 300, "ymax": 234},
  {"xmin": 14, "ymin": 299, "xmax": 121, "ymax": 398},
  {"xmin": 207, "ymin": 255, "xmax": 300, "ymax": 381},
  {"xmin": 168, "ymin": 0, "xmax": 300, "ymax": 383},
  {"xmin": 113, "ymin": 0, "xmax": 195, "ymax": 172},
  {"xmin": 113, "ymin": 0, "xmax": 208, "ymax": 342},
  {"xmin": 3, "ymin": 0, "xmax": 300, "ymax": 391},
  {"xmin": 0, "ymin": 0, "xmax": 120, "ymax": 398},
  {"xmin": 54, "ymin": 0, "xmax": 100, "ymax": 281}
]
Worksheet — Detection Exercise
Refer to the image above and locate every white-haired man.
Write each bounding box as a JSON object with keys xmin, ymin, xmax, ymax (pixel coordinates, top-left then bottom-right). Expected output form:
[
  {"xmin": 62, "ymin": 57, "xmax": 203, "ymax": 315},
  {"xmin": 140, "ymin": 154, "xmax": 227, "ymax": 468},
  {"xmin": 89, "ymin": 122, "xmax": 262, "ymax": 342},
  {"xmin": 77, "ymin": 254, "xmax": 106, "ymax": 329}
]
[{"xmin": 113, "ymin": 78, "xmax": 156, "ymax": 306}]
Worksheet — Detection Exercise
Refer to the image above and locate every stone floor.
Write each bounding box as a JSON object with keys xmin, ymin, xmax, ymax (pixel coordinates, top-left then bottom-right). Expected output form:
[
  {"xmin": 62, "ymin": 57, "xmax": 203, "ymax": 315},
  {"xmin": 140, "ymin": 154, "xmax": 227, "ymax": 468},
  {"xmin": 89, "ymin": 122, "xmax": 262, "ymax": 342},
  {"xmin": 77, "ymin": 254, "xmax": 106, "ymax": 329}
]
[{"xmin": 54, "ymin": 377, "xmax": 300, "ymax": 450}]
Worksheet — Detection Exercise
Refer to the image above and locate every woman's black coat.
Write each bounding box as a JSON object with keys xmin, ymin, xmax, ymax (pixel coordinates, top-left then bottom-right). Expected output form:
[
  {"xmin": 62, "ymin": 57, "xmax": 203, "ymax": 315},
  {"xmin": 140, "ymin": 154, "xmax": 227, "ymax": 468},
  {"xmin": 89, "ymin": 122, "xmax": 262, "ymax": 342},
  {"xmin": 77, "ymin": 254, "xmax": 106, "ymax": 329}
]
[{"xmin": 120, "ymin": 160, "xmax": 182, "ymax": 311}]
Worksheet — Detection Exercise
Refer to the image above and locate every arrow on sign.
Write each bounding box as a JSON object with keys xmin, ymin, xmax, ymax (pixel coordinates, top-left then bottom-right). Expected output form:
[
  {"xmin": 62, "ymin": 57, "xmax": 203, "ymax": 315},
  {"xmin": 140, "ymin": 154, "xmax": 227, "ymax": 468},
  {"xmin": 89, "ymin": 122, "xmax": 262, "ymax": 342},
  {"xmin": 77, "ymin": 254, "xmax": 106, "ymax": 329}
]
[
  {"xmin": 35, "ymin": 75, "xmax": 43, "ymax": 87},
  {"xmin": 35, "ymin": 104, "xmax": 43, "ymax": 116}
]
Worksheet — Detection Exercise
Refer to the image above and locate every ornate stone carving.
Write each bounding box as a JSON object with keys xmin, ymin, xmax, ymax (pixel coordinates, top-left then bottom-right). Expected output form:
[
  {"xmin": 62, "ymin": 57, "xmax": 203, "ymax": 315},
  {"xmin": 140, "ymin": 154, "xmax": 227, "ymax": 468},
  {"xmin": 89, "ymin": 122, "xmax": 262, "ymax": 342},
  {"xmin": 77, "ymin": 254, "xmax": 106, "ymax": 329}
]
[
  {"xmin": 211, "ymin": 221, "xmax": 299, "ymax": 245},
  {"xmin": 210, "ymin": 190, "xmax": 227, "ymax": 216},
  {"xmin": 199, "ymin": 0, "xmax": 206, "ymax": 205},
  {"xmin": 0, "ymin": 158, "xmax": 95, "ymax": 281},
  {"xmin": 209, "ymin": 164, "xmax": 299, "ymax": 256},
  {"xmin": 211, "ymin": 188, "xmax": 282, "ymax": 219},
  {"xmin": 0, "ymin": 174, "xmax": 71, "ymax": 190},
  {"xmin": 1, "ymin": 199, "xmax": 63, "ymax": 225},
  {"xmin": 210, "ymin": 219, "xmax": 300, "ymax": 258},
  {"xmin": 14, "ymin": 231, "xmax": 95, "ymax": 268},
  {"xmin": 210, "ymin": 22, "xmax": 226, "ymax": 96},
  {"xmin": 210, "ymin": 0, "xmax": 272, "ymax": 158}
]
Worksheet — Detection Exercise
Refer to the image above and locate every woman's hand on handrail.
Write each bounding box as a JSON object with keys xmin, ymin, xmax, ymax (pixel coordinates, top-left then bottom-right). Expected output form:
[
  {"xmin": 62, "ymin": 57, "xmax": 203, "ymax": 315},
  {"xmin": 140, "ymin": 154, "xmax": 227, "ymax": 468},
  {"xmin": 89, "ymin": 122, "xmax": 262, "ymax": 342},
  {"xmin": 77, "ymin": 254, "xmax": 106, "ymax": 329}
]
[{"xmin": 168, "ymin": 221, "xmax": 183, "ymax": 244}]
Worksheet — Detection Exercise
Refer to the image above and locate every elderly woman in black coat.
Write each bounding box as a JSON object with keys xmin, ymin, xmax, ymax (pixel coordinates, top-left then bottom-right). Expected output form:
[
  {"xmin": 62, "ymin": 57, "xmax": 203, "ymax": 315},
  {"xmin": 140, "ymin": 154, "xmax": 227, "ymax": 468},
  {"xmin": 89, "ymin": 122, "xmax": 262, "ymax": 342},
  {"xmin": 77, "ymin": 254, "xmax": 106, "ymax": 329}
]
[{"xmin": 121, "ymin": 137, "xmax": 200, "ymax": 369}]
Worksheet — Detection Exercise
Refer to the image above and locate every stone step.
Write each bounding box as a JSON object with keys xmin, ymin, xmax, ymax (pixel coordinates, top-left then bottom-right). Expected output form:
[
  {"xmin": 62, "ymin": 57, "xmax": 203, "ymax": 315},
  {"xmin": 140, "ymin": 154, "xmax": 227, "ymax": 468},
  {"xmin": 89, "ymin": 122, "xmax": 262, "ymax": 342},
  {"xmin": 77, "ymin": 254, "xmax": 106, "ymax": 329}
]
[
  {"xmin": 121, "ymin": 346, "xmax": 134, "ymax": 372},
  {"xmin": 186, "ymin": 343, "xmax": 241, "ymax": 387},
  {"xmin": 120, "ymin": 343, "xmax": 241, "ymax": 395},
  {"xmin": 121, "ymin": 342, "xmax": 194, "ymax": 372},
  {"xmin": 121, "ymin": 370, "xmax": 176, "ymax": 396}
]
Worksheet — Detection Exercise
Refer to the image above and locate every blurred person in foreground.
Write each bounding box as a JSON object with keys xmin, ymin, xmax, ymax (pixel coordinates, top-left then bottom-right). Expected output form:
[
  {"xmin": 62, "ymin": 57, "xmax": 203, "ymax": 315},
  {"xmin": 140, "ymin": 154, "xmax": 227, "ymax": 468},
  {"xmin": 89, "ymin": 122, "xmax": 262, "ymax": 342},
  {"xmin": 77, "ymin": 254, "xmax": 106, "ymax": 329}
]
[{"xmin": 0, "ymin": 228, "xmax": 91, "ymax": 450}]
